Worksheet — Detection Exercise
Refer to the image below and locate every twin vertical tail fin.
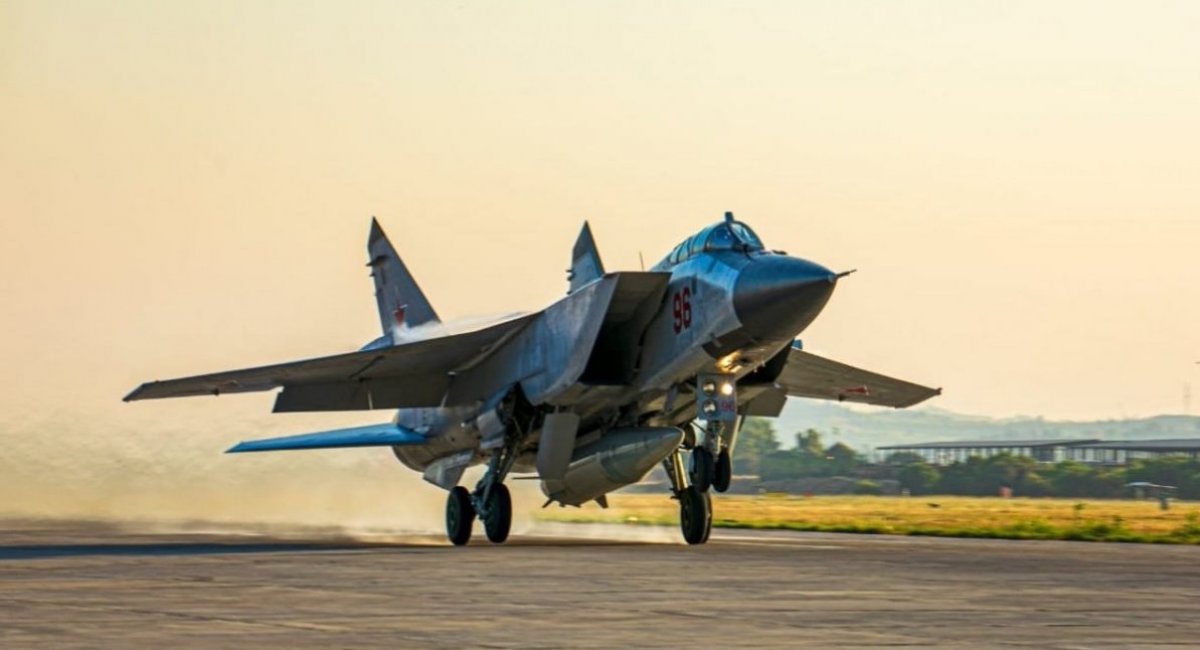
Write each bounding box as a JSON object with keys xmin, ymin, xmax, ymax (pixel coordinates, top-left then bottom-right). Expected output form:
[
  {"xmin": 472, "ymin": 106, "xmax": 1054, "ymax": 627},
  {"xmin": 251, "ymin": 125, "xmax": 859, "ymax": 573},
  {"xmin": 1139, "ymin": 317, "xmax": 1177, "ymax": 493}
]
[
  {"xmin": 367, "ymin": 218, "xmax": 439, "ymax": 336},
  {"xmin": 567, "ymin": 221, "xmax": 605, "ymax": 293}
]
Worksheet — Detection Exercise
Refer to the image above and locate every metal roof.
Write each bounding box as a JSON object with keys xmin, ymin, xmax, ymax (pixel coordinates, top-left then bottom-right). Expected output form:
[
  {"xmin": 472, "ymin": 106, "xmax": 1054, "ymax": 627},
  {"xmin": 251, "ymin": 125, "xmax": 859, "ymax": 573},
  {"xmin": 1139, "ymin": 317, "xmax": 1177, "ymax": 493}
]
[
  {"xmin": 878, "ymin": 439, "xmax": 1100, "ymax": 451},
  {"xmin": 1074, "ymin": 439, "xmax": 1200, "ymax": 452}
]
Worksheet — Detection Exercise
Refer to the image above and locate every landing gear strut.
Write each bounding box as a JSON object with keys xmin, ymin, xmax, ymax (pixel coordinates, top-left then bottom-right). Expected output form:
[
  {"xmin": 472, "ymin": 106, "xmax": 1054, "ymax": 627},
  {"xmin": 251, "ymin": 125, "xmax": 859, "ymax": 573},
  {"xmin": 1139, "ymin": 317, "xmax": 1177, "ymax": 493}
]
[
  {"xmin": 693, "ymin": 374, "xmax": 741, "ymax": 494},
  {"xmin": 664, "ymin": 447, "xmax": 712, "ymax": 545},
  {"xmin": 445, "ymin": 422, "xmax": 522, "ymax": 546}
]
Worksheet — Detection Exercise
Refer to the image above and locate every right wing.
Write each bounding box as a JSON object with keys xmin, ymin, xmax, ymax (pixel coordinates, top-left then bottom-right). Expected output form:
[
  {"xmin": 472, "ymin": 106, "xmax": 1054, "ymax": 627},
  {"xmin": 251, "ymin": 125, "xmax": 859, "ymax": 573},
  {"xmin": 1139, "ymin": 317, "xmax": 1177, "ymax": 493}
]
[
  {"xmin": 776, "ymin": 346, "xmax": 941, "ymax": 409},
  {"xmin": 124, "ymin": 313, "xmax": 538, "ymax": 412}
]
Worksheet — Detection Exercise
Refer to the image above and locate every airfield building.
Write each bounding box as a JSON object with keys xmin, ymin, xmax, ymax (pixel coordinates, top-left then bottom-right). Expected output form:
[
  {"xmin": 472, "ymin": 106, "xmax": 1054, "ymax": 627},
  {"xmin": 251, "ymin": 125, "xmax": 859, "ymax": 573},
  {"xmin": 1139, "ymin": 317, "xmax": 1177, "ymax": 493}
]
[
  {"xmin": 1063, "ymin": 439, "xmax": 1200, "ymax": 464},
  {"xmin": 878, "ymin": 439, "xmax": 1098, "ymax": 465},
  {"xmin": 879, "ymin": 438, "xmax": 1200, "ymax": 466}
]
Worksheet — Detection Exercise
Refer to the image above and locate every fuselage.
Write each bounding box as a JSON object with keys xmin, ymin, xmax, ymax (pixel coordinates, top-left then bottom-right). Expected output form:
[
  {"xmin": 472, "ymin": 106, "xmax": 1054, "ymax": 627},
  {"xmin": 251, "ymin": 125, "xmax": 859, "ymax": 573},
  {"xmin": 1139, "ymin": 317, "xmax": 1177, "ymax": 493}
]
[
  {"xmin": 391, "ymin": 219, "xmax": 838, "ymax": 479},
  {"xmin": 123, "ymin": 213, "xmax": 935, "ymax": 544}
]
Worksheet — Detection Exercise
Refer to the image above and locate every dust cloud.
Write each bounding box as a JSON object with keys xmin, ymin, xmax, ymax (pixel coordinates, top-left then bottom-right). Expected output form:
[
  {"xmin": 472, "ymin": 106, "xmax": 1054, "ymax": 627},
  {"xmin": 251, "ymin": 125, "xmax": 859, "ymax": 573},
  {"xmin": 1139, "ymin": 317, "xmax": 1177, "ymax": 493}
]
[
  {"xmin": 0, "ymin": 398, "xmax": 673, "ymax": 544},
  {"xmin": 0, "ymin": 402, "xmax": 456, "ymax": 536}
]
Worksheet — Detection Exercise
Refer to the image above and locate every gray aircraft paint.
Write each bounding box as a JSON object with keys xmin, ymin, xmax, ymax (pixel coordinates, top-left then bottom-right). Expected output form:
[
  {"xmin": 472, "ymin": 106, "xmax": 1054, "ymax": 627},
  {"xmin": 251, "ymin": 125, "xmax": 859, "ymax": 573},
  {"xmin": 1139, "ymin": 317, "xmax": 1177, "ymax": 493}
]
[{"xmin": 125, "ymin": 213, "xmax": 939, "ymax": 543}]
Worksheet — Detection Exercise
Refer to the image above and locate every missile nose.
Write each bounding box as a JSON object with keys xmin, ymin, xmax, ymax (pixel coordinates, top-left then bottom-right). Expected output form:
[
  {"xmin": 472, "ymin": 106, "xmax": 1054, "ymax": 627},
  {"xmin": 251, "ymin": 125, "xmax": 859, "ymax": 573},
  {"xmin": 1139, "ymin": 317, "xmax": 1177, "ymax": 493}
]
[
  {"xmin": 732, "ymin": 256, "xmax": 838, "ymax": 342},
  {"xmin": 645, "ymin": 427, "xmax": 685, "ymax": 462},
  {"xmin": 627, "ymin": 427, "xmax": 685, "ymax": 480}
]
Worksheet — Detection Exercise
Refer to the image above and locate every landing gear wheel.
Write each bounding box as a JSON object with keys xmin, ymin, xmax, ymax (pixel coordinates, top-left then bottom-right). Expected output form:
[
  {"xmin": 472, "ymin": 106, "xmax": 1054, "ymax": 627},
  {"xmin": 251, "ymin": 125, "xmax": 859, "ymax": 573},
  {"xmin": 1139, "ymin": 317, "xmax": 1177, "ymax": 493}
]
[
  {"xmin": 679, "ymin": 485, "xmax": 712, "ymax": 545},
  {"xmin": 713, "ymin": 449, "xmax": 732, "ymax": 493},
  {"xmin": 446, "ymin": 486, "xmax": 474, "ymax": 546},
  {"xmin": 691, "ymin": 447, "xmax": 715, "ymax": 493},
  {"xmin": 483, "ymin": 483, "xmax": 512, "ymax": 544}
]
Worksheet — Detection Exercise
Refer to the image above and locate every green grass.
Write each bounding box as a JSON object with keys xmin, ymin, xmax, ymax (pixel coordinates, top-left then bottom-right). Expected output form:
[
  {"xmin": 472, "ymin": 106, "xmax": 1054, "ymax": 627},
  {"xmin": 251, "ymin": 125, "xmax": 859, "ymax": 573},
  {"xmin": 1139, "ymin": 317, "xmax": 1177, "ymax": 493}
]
[{"xmin": 538, "ymin": 495, "xmax": 1200, "ymax": 544}]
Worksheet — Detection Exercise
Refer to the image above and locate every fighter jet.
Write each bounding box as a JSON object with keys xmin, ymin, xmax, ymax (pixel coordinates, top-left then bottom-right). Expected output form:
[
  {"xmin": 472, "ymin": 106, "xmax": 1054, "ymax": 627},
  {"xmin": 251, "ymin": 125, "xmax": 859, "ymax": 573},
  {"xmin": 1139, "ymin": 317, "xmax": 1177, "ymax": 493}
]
[{"xmin": 125, "ymin": 213, "xmax": 939, "ymax": 545}]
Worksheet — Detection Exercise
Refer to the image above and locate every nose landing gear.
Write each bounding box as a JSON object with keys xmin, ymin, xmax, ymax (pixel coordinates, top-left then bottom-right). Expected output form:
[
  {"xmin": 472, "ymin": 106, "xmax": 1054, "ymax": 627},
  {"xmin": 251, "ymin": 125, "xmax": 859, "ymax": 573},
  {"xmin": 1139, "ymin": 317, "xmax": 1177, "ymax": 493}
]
[
  {"xmin": 692, "ymin": 419, "xmax": 738, "ymax": 494},
  {"xmin": 694, "ymin": 374, "xmax": 741, "ymax": 495},
  {"xmin": 713, "ymin": 448, "xmax": 732, "ymax": 493},
  {"xmin": 690, "ymin": 446, "xmax": 715, "ymax": 493}
]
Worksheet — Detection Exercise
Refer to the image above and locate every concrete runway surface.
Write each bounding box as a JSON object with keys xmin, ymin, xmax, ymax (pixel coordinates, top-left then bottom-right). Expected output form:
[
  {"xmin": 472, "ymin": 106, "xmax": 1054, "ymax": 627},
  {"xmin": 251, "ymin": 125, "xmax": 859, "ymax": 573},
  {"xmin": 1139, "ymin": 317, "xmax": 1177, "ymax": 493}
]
[{"xmin": 1, "ymin": 519, "xmax": 1198, "ymax": 649}]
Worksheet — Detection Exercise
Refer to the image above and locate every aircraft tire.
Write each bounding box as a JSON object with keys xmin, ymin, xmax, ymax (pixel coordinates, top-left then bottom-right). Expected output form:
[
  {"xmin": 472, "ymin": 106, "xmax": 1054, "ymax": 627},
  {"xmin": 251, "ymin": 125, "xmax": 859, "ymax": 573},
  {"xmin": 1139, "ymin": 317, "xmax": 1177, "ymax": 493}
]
[
  {"xmin": 446, "ymin": 486, "xmax": 474, "ymax": 546},
  {"xmin": 679, "ymin": 485, "xmax": 712, "ymax": 545},
  {"xmin": 691, "ymin": 447, "xmax": 715, "ymax": 493},
  {"xmin": 713, "ymin": 449, "xmax": 732, "ymax": 493},
  {"xmin": 483, "ymin": 483, "xmax": 512, "ymax": 544}
]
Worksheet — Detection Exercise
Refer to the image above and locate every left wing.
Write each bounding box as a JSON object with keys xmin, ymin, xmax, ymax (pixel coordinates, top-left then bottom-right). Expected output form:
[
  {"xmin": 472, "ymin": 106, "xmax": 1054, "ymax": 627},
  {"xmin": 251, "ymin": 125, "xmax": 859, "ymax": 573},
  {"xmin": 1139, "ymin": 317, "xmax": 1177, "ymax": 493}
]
[
  {"xmin": 124, "ymin": 313, "xmax": 538, "ymax": 412},
  {"xmin": 227, "ymin": 422, "xmax": 427, "ymax": 453},
  {"xmin": 776, "ymin": 346, "xmax": 940, "ymax": 408}
]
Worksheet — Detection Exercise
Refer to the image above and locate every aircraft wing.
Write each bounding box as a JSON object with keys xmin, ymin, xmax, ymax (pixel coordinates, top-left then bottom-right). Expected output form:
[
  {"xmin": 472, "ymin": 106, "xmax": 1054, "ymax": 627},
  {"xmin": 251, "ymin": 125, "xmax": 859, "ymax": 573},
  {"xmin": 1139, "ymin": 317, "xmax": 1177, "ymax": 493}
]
[
  {"xmin": 226, "ymin": 422, "xmax": 427, "ymax": 453},
  {"xmin": 776, "ymin": 346, "xmax": 941, "ymax": 408},
  {"xmin": 123, "ymin": 313, "xmax": 538, "ymax": 412}
]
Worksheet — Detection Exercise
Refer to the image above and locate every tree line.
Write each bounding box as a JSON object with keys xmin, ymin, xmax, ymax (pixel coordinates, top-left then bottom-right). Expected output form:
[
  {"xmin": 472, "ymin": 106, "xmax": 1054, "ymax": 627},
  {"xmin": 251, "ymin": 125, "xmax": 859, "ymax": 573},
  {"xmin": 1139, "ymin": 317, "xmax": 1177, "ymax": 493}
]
[{"xmin": 735, "ymin": 418, "xmax": 1200, "ymax": 499}]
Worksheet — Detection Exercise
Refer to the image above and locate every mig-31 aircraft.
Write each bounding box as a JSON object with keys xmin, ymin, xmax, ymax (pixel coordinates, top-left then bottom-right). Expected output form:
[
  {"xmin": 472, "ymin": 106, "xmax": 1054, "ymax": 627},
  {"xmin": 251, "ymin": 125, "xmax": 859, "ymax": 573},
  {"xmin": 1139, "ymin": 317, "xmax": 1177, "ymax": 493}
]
[{"xmin": 125, "ymin": 213, "xmax": 939, "ymax": 545}]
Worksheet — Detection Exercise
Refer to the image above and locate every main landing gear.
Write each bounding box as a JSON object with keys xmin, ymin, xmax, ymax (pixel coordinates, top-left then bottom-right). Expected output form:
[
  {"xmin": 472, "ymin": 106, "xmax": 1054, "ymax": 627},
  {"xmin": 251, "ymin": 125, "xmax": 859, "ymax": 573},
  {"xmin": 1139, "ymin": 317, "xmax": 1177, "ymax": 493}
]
[
  {"xmin": 445, "ymin": 482, "xmax": 512, "ymax": 546},
  {"xmin": 445, "ymin": 486, "xmax": 474, "ymax": 546},
  {"xmin": 445, "ymin": 429, "xmax": 520, "ymax": 546},
  {"xmin": 481, "ymin": 483, "xmax": 512, "ymax": 543},
  {"xmin": 671, "ymin": 413, "xmax": 741, "ymax": 544},
  {"xmin": 664, "ymin": 446, "xmax": 712, "ymax": 545}
]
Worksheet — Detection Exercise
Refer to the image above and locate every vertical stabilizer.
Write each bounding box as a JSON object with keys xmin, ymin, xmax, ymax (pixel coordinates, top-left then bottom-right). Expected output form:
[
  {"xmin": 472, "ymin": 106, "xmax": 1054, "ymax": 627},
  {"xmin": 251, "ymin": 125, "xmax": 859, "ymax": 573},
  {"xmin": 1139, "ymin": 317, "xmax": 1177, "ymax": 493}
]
[
  {"xmin": 367, "ymin": 218, "xmax": 439, "ymax": 334},
  {"xmin": 568, "ymin": 221, "xmax": 605, "ymax": 293}
]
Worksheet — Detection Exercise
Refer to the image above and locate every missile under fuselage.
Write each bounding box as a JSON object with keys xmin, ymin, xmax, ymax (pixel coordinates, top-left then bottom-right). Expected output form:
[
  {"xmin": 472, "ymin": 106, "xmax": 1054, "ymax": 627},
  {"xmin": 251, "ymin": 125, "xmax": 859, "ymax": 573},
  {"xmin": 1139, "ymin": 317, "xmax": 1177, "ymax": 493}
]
[{"xmin": 541, "ymin": 426, "xmax": 684, "ymax": 506}]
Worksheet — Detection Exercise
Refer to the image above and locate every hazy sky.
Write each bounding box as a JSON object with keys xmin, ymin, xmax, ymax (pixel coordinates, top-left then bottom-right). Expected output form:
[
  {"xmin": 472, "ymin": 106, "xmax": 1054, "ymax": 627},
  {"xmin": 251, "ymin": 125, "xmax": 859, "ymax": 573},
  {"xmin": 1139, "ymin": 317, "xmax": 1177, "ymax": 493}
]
[{"xmin": 3, "ymin": 0, "xmax": 1199, "ymax": 427}]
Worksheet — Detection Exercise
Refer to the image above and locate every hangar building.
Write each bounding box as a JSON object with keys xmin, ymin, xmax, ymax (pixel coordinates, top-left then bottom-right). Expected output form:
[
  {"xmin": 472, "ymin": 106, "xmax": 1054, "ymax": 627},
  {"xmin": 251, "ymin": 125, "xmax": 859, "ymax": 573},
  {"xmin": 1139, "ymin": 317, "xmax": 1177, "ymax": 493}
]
[{"xmin": 879, "ymin": 439, "xmax": 1200, "ymax": 466}]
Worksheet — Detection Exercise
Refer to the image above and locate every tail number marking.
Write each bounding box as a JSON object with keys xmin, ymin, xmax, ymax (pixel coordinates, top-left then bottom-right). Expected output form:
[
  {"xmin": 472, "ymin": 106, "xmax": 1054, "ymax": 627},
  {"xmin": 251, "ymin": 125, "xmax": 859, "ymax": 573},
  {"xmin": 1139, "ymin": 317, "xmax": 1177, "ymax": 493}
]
[{"xmin": 672, "ymin": 287, "xmax": 692, "ymax": 334}]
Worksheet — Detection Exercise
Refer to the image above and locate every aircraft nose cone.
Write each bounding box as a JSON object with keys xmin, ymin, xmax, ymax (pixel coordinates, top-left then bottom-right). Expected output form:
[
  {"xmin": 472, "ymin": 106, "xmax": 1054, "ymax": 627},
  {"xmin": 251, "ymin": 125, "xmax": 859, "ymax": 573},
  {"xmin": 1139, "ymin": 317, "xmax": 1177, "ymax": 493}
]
[{"xmin": 733, "ymin": 256, "xmax": 837, "ymax": 342}]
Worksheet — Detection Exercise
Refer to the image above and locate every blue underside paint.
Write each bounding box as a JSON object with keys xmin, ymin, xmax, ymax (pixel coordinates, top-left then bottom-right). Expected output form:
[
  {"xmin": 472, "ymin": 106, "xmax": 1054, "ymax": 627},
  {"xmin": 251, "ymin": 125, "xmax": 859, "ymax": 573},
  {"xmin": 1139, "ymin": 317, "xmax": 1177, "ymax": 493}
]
[{"xmin": 226, "ymin": 423, "xmax": 426, "ymax": 453}]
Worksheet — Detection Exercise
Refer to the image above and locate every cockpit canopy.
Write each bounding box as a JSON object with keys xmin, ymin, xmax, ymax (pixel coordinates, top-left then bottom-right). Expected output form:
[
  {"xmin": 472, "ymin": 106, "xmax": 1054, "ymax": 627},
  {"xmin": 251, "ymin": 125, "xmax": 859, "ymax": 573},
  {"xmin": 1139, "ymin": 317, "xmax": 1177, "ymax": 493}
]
[{"xmin": 656, "ymin": 215, "xmax": 766, "ymax": 269}]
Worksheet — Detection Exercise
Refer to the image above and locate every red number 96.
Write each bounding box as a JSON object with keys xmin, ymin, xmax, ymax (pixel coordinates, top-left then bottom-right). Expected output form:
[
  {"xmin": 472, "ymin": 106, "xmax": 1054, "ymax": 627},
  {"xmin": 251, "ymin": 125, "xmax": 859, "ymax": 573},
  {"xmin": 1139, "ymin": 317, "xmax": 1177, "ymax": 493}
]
[{"xmin": 672, "ymin": 287, "xmax": 692, "ymax": 334}]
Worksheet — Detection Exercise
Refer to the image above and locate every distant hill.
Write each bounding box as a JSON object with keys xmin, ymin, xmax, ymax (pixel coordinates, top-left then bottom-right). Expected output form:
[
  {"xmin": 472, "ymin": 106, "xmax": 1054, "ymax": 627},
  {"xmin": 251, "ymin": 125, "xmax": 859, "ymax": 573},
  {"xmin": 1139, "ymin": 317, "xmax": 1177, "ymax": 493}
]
[{"xmin": 774, "ymin": 401, "xmax": 1200, "ymax": 454}]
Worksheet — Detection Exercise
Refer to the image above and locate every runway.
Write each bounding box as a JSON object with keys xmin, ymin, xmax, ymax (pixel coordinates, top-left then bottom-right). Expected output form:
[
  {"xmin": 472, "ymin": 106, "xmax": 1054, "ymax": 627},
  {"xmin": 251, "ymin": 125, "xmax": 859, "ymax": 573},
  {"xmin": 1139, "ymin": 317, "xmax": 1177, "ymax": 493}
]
[{"xmin": 1, "ymin": 519, "xmax": 1198, "ymax": 649}]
